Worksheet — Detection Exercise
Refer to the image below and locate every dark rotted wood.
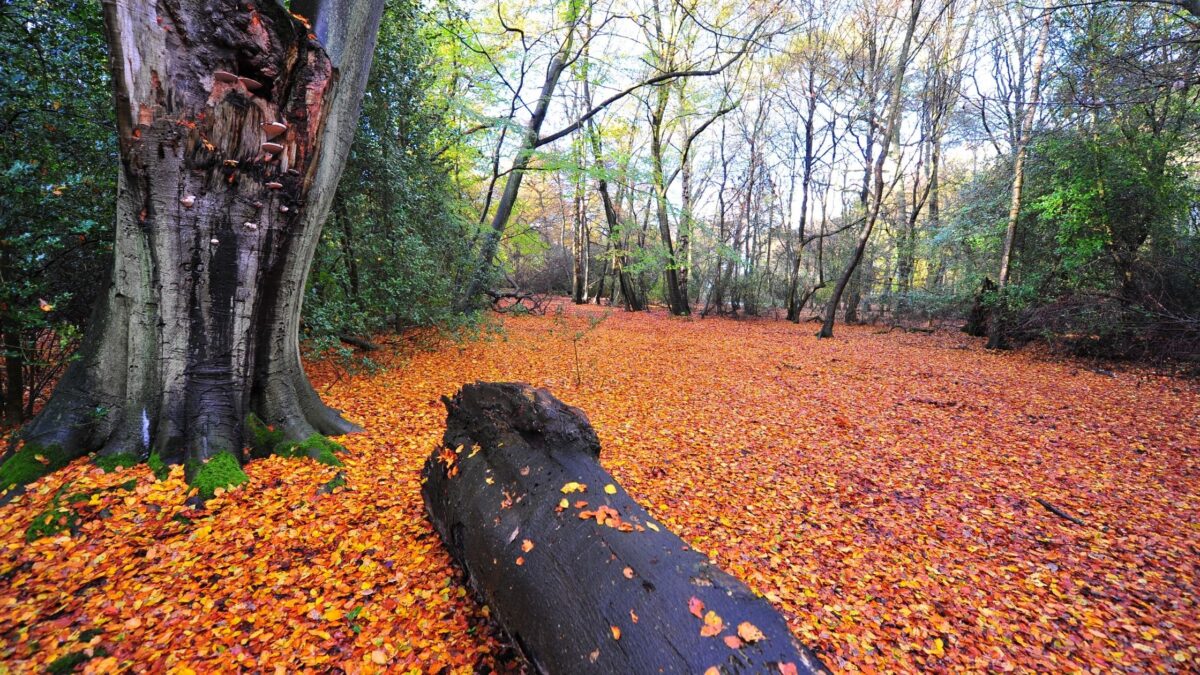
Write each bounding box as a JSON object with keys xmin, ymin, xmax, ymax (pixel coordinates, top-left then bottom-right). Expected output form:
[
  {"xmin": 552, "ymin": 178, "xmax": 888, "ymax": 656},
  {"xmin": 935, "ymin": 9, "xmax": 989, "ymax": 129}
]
[{"xmin": 421, "ymin": 382, "xmax": 828, "ymax": 675}]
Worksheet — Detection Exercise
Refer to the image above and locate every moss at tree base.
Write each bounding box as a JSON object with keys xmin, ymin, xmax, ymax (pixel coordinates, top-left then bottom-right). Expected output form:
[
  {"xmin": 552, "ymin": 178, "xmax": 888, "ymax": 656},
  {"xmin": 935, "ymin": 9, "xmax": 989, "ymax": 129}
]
[
  {"xmin": 246, "ymin": 413, "xmax": 344, "ymax": 466},
  {"xmin": 0, "ymin": 444, "xmax": 69, "ymax": 493},
  {"xmin": 276, "ymin": 435, "xmax": 345, "ymax": 467},
  {"xmin": 147, "ymin": 452, "xmax": 169, "ymax": 481},
  {"xmin": 47, "ymin": 647, "xmax": 108, "ymax": 674},
  {"xmin": 245, "ymin": 413, "xmax": 287, "ymax": 459},
  {"xmin": 186, "ymin": 451, "xmax": 248, "ymax": 500},
  {"xmin": 319, "ymin": 471, "xmax": 347, "ymax": 494},
  {"xmin": 25, "ymin": 484, "xmax": 80, "ymax": 542},
  {"xmin": 25, "ymin": 479, "xmax": 137, "ymax": 542},
  {"xmin": 92, "ymin": 453, "xmax": 139, "ymax": 473}
]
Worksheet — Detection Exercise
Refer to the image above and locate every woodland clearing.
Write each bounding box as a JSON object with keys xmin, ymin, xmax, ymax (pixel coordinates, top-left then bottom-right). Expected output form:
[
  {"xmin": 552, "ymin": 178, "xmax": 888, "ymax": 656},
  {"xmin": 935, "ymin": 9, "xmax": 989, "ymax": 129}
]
[{"xmin": 1, "ymin": 303, "xmax": 1197, "ymax": 673}]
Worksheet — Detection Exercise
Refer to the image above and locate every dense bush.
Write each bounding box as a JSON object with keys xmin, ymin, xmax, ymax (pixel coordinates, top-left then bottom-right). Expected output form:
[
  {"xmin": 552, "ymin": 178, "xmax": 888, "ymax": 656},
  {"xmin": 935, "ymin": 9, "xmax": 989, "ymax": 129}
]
[
  {"xmin": 0, "ymin": 0, "xmax": 115, "ymax": 424},
  {"xmin": 304, "ymin": 0, "xmax": 479, "ymax": 345}
]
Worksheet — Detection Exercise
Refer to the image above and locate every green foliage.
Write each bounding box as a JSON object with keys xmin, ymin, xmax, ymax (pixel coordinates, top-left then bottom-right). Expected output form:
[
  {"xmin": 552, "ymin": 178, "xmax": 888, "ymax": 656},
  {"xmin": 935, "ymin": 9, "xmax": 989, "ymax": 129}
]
[
  {"xmin": 0, "ymin": 443, "xmax": 67, "ymax": 491},
  {"xmin": 305, "ymin": 0, "xmax": 477, "ymax": 345},
  {"xmin": 186, "ymin": 451, "xmax": 248, "ymax": 500},
  {"xmin": 1029, "ymin": 130, "xmax": 1191, "ymax": 286},
  {"xmin": 0, "ymin": 0, "xmax": 116, "ymax": 419}
]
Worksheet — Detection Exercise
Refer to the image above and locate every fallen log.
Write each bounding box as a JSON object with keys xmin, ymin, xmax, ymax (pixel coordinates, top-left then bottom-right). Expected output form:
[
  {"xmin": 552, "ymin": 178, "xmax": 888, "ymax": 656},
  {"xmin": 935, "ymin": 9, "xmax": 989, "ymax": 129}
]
[
  {"xmin": 338, "ymin": 334, "xmax": 380, "ymax": 351},
  {"xmin": 422, "ymin": 382, "xmax": 828, "ymax": 674}
]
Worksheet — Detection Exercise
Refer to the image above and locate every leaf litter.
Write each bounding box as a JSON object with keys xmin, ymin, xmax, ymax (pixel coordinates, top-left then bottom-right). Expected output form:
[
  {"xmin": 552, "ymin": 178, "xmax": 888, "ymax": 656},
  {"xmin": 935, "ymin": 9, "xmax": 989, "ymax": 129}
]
[{"xmin": 0, "ymin": 303, "xmax": 1197, "ymax": 672}]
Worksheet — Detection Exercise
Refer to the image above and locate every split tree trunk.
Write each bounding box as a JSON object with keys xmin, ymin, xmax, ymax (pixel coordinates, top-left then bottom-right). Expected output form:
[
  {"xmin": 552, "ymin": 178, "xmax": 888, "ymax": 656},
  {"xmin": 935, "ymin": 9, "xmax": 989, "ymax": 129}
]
[
  {"xmin": 18, "ymin": 0, "xmax": 383, "ymax": 469},
  {"xmin": 423, "ymin": 382, "xmax": 827, "ymax": 674}
]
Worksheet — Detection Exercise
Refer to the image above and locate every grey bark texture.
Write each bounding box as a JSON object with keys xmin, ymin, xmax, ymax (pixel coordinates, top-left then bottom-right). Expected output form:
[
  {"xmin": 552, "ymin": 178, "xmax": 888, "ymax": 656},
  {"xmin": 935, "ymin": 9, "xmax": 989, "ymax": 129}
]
[{"xmin": 16, "ymin": 0, "xmax": 383, "ymax": 469}]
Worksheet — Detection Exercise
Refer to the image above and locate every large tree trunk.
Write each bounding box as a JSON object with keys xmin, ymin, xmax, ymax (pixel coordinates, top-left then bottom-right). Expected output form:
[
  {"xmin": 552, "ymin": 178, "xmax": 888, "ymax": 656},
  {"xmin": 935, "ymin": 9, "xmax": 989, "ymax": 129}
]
[
  {"xmin": 423, "ymin": 383, "xmax": 828, "ymax": 675},
  {"xmin": 13, "ymin": 0, "xmax": 383, "ymax": 476}
]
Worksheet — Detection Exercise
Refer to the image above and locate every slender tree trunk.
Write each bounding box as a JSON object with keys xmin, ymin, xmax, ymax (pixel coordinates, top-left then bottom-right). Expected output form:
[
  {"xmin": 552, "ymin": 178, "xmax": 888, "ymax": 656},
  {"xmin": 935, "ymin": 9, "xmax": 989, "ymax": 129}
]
[
  {"xmin": 459, "ymin": 44, "xmax": 572, "ymax": 310},
  {"xmin": 927, "ymin": 135, "xmax": 945, "ymax": 289},
  {"xmin": 680, "ymin": 146, "xmax": 693, "ymax": 295},
  {"xmin": 593, "ymin": 238, "xmax": 609, "ymax": 306},
  {"xmin": 649, "ymin": 90, "xmax": 689, "ymax": 315},
  {"xmin": 819, "ymin": 0, "xmax": 923, "ymax": 338},
  {"xmin": 895, "ymin": 172, "xmax": 913, "ymax": 301},
  {"xmin": 988, "ymin": 9, "xmax": 1051, "ymax": 349},
  {"xmin": 584, "ymin": 104, "xmax": 642, "ymax": 312},
  {"xmin": 17, "ymin": 0, "xmax": 383, "ymax": 472},
  {"xmin": 786, "ymin": 82, "xmax": 816, "ymax": 323},
  {"xmin": 2, "ymin": 327, "xmax": 23, "ymax": 426},
  {"xmin": 573, "ymin": 155, "xmax": 586, "ymax": 304}
]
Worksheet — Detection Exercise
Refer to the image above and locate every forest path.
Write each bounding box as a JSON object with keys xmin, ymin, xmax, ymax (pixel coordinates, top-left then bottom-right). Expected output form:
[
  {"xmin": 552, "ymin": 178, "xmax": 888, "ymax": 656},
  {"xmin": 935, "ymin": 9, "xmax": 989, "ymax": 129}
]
[{"xmin": 1, "ymin": 304, "xmax": 1197, "ymax": 672}]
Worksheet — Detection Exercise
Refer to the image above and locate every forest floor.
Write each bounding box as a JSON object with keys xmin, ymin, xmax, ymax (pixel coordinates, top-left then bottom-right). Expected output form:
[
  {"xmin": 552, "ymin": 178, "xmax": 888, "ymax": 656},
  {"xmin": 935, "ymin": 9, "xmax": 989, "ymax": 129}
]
[{"xmin": 1, "ymin": 303, "xmax": 1198, "ymax": 673}]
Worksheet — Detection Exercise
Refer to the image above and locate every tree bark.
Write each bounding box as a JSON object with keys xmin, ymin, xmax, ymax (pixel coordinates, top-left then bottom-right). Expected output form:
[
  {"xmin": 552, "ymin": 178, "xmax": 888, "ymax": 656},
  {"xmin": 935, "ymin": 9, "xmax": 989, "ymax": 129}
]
[
  {"xmin": 15, "ymin": 0, "xmax": 383, "ymax": 472},
  {"xmin": 423, "ymin": 382, "xmax": 828, "ymax": 675},
  {"xmin": 591, "ymin": 149, "xmax": 642, "ymax": 312}
]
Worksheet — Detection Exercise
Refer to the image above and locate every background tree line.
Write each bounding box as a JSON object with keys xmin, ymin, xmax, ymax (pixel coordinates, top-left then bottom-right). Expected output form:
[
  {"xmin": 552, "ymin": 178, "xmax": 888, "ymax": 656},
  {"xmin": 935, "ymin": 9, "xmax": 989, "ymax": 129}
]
[{"xmin": 2, "ymin": 0, "xmax": 1198, "ymax": 424}]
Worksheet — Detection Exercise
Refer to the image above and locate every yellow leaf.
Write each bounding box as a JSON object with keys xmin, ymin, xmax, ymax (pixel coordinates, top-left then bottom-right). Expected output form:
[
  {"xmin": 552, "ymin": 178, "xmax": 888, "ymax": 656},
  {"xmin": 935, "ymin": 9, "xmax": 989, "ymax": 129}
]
[
  {"xmin": 700, "ymin": 610, "xmax": 724, "ymax": 637},
  {"xmin": 929, "ymin": 638, "xmax": 945, "ymax": 657},
  {"xmin": 611, "ymin": 625, "xmax": 621, "ymax": 640},
  {"xmin": 560, "ymin": 482, "xmax": 587, "ymax": 494},
  {"xmin": 604, "ymin": 484, "xmax": 617, "ymax": 494},
  {"xmin": 371, "ymin": 649, "xmax": 388, "ymax": 665},
  {"xmin": 324, "ymin": 608, "xmax": 344, "ymax": 621}
]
